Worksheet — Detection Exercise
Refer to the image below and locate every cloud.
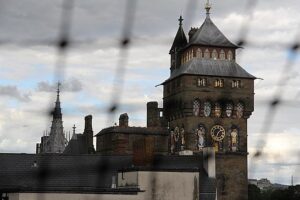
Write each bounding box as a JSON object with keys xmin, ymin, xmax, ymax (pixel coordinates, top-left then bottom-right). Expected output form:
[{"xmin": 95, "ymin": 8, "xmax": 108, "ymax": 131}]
[
  {"xmin": 36, "ymin": 78, "xmax": 83, "ymax": 92},
  {"xmin": 0, "ymin": 85, "xmax": 31, "ymax": 102}
]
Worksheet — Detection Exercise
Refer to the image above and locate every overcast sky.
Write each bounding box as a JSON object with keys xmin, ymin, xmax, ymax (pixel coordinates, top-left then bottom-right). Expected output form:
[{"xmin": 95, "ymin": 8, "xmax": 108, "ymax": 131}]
[{"xmin": 0, "ymin": 0, "xmax": 299, "ymax": 185}]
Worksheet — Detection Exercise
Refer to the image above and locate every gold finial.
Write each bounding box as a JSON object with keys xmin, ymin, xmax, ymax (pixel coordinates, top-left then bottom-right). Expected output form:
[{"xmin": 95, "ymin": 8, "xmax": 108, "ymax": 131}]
[{"xmin": 205, "ymin": 0, "xmax": 212, "ymax": 16}]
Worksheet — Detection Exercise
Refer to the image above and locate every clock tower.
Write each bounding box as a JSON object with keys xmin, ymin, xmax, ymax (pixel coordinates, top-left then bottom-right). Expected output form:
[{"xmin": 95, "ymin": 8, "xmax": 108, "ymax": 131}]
[{"xmin": 161, "ymin": 2, "xmax": 255, "ymax": 200}]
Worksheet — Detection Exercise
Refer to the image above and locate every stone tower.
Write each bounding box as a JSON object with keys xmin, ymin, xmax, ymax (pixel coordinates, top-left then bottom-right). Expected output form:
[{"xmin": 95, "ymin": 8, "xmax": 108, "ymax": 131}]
[
  {"xmin": 161, "ymin": 3, "xmax": 256, "ymax": 200},
  {"xmin": 37, "ymin": 83, "xmax": 67, "ymax": 153}
]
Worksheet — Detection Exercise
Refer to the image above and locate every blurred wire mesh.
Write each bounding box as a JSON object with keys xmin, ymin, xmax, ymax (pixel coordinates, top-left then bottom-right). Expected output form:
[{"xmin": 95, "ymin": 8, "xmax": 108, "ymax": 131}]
[{"xmin": 0, "ymin": 0, "xmax": 299, "ymax": 196}]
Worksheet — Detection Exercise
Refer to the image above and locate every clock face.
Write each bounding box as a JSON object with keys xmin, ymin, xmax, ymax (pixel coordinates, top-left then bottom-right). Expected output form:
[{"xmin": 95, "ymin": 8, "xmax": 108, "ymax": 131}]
[
  {"xmin": 236, "ymin": 103, "xmax": 244, "ymax": 118},
  {"xmin": 203, "ymin": 101, "xmax": 211, "ymax": 117},
  {"xmin": 211, "ymin": 125, "xmax": 226, "ymax": 142},
  {"xmin": 226, "ymin": 103, "xmax": 233, "ymax": 117}
]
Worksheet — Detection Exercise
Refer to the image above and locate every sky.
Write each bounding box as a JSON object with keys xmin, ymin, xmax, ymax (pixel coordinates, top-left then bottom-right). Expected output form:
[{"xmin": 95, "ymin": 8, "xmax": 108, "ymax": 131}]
[{"xmin": 0, "ymin": 0, "xmax": 299, "ymax": 185}]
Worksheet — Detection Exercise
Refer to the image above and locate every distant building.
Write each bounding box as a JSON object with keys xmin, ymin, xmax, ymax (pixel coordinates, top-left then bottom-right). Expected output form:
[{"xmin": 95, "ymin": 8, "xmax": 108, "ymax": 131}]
[
  {"xmin": 36, "ymin": 83, "xmax": 67, "ymax": 154},
  {"xmin": 63, "ymin": 115, "xmax": 95, "ymax": 154}
]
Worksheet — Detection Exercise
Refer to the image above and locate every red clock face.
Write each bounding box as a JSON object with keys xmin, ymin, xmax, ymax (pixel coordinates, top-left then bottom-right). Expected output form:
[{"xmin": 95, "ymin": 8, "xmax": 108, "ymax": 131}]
[{"xmin": 211, "ymin": 125, "xmax": 226, "ymax": 142}]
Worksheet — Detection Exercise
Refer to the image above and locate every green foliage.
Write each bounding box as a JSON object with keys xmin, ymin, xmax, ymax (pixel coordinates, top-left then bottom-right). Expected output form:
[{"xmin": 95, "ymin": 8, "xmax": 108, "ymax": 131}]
[{"xmin": 248, "ymin": 184, "xmax": 300, "ymax": 200}]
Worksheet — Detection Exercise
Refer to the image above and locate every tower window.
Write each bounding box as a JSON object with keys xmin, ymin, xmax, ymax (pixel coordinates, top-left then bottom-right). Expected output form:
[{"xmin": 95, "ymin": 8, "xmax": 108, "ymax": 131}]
[
  {"xmin": 214, "ymin": 79, "xmax": 224, "ymax": 88},
  {"xmin": 214, "ymin": 103, "xmax": 222, "ymax": 117},
  {"xmin": 204, "ymin": 49, "xmax": 210, "ymax": 59},
  {"xmin": 232, "ymin": 80, "xmax": 241, "ymax": 88},
  {"xmin": 220, "ymin": 50, "xmax": 225, "ymax": 60},
  {"xmin": 193, "ymin": 99, "xmax": 201, "ymax": 116},
  {"xmin": 212, "ymin": 49, "xmax": 218, "ymax": 60},
  {"xmin": 228, "ymin": 50, "xmax": 233, "ymax": 60},
  {"xmin": 196, "ymin": 48, "xmax": 202, "ymax": 58},
  {"xmin": 197, "ymin": 78, "xmax": 207, "ymax": 87},
  {"xmin": 236, "ymin": 102, "xmax": 244, "ymax": 119}
]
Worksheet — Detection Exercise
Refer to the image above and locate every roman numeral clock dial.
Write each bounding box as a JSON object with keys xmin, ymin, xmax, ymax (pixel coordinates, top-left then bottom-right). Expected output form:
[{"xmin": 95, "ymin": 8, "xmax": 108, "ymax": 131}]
[{"xmin": 211, "ymin": 125, "xmax": 225, "ymax": 142}]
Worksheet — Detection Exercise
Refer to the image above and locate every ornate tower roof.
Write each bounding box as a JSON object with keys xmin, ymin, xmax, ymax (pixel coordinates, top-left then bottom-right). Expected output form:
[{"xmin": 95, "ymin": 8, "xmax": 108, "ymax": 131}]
[
  {"xmin": 53, "ymin": 82, "xmax": 62, "ymax": 119},
  {"xmin": 170, "ymin": 15, "xmax": 188, "ymax": 53},
  {"xmin": 189, "ymin": 3, "xmax": 239, "ymax": 48}
]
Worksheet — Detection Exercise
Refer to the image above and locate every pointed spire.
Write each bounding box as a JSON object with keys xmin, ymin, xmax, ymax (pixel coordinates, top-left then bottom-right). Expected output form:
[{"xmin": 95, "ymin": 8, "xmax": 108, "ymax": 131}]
[
  {"xmin": 170, "ymin": 15, "xmax": 188, "ymax": 52},
  {"xmin": 52, "ymin": 82, "xmax": 62, "ymax": 119},
  {"xmin": 56, "ymin": 82, "xmax": 61, "ymax": 101},
  {"xmin": 205, "ymin": 0, "xmax": 212, "ymax": 17},
  {"xmin": 72, "ymin": 124, "xmax": 76, "ymax": 135}
]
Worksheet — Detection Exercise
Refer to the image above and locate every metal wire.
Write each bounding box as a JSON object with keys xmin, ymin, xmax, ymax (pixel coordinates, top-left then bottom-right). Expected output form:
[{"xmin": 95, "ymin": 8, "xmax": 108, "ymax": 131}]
[{"xmin": 0, "ymin": 0, "xmax": 300, "ymax": 197}]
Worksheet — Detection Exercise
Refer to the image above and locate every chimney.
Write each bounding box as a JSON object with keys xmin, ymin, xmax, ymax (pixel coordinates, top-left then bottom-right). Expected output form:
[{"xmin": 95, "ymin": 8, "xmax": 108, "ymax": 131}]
[
  {"xmin": 119, "ymin": 113, "xmax": 129, "ymax": 127},
  {"xmin": 84, "ymin": 115, "xmax": 95, "ymax": 153},
  {"xmin": 147, "ymin": 101, "xmax": 160, "ymax": 127},
  {"xmin": 188, "ymin": 27, "xmax": 199, "ymax": 41}
]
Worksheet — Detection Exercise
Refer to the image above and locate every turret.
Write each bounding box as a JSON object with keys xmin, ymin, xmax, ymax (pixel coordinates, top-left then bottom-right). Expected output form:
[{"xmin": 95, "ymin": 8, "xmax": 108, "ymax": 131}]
[{"xmin": 169, "ymin": 15, "xmax": 187, "ymax": 73}]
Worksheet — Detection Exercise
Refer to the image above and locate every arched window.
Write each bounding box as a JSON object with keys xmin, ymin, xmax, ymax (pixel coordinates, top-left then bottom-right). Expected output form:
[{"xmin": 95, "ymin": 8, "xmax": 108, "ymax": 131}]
[
  {"xmin": 236, "ymin": 102, "xmax": 244, "ymax": 118},
  {"xmin": 220, "ymin": 50, "xmax": 225, "ymax": 60},
  {"xmin": 191, "ymin": 49, "xmax": 194, "ymax": 58},
  {"xmin": 204, "ymin": 49, "xmax": 210, "ymax": 59},
  {"xmin": 203, "ymin": 101, "xmax": 211, "ymax": 117},
  {"xmin": 230, "ymin": 128, "xmax": 239, "ymax": 152},
  {"xmin": 228, "ymin": 50, "xmax": 233, "ymax": 60},
  {"xmin": 193, "ymin": 99, "xmax": 200, "ymax": 116},
  {"xmin": 196, "ymin": 48, "xmax": 202, "ymax": 58},
  {"xmin": 225, "ymin": 103, "xmax": 233, "ymax": 117},
  {"xmin": 214, "ymin": 102, "xmax": 222, "ymax": 117},
  {"xmin": 212, "ymin": 49, "xmax": 218, "ymax": 60}
]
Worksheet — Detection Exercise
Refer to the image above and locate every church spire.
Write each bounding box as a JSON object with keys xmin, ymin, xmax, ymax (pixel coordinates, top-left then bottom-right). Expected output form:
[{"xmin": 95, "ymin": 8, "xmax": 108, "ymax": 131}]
[
  {"xmin": 205, "ymin": 0, "xmax": 212, "ymax": 17},
  {"xmin": 53, "ymin": 82, "xmax": 62, "ymax": 119}
]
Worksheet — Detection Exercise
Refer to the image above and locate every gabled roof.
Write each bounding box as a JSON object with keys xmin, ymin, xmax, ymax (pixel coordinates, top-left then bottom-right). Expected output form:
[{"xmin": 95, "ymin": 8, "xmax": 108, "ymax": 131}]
[
  {"xmin": 189, "ymin": 16, "xmax": 239, "ymax": 48},
  {"xmin": 162, "ymin": 58, "xmax": 256, "ymax": 84}
]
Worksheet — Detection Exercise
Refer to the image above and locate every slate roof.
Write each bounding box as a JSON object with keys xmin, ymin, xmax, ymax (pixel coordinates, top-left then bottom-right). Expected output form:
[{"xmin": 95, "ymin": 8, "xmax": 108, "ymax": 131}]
[
  {"xmin": 189, "ymin": 16, "xmax": 239, "ymax": 48},
  {"xmin": 170, "ymin": 23, "xmax": 188, "ymax": 52},
  {"xmin": 162, "ymin": 58, "xmax": 256, "ymax": 84},
  {"xmin": 0, "ymin": 154, "xmax": 133, "ymax": 193},
  {"xmin": 96, "ymin": 126, "xmax": 169, "ymax": 137},
  {"xmin": 0, "ymin": 154, "xmax": 209, "ymax": 194},
  {"xmin": 63, "ymin": 134, "xmax": 88, "ymax": 154}
]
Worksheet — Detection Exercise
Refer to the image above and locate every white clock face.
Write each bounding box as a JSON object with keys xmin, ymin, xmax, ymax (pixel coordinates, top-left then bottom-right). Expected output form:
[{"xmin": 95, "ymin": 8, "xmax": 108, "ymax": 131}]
[
  {"xmin": 226, "ymin": 103, "xmax": 233, "ymax": 117},
  {"xmin": 236, "ymin": 103, "xmax": 244, "ymax": 118},
  {"xmin": 204, "ymin": 102, "xmax": 211, "ymax": 117},
  {"xmin": 193, "ymin": 100, "xmax": 200, "ymax": 116}
]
